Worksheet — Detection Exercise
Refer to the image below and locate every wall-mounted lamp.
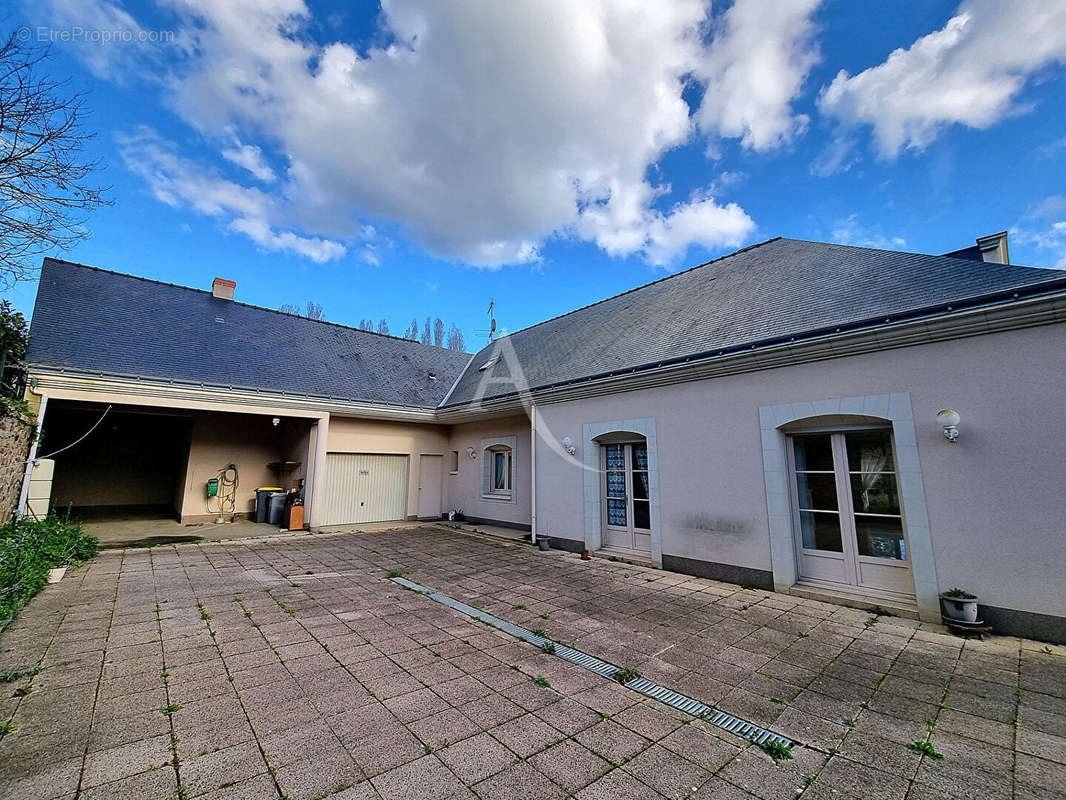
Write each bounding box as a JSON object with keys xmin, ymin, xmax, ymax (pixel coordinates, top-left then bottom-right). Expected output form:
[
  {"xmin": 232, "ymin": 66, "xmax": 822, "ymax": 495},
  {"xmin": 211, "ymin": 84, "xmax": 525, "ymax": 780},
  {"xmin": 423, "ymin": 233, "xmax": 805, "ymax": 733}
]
[
  {"xmin": 937, "ymin": 409, "xmax": 960, "ymax": 443},
  {"xmin": 466, "ymin": 447, "xmax": 477, "ymax": 459},
  {"xmin": 272, "ymin": 417, "xmax": 280, "ymax": 427},
  {"xmin": 561, "ymin": 436, "xmax": 577, "ymax": 456}
]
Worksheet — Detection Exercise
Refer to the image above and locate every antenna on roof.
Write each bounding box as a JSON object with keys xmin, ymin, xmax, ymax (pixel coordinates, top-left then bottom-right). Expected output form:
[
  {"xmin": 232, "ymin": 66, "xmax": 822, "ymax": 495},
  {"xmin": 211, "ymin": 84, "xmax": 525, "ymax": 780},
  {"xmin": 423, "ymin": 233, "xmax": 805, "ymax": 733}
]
[{"xmin": 475, "ymin": 299, "xmax": 498, "ymax": 342}]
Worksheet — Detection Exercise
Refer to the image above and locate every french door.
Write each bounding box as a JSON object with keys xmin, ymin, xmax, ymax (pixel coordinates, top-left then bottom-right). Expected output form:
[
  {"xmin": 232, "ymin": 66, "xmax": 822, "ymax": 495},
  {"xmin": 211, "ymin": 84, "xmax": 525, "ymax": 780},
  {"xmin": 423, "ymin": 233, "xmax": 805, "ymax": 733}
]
[
  {"xmin": 601, "ymin": 441, "xmax": 651, "ymax": 553},
  {"xmin": 789, "ymin": 429, "xmax": 915, "ymax": 598}
]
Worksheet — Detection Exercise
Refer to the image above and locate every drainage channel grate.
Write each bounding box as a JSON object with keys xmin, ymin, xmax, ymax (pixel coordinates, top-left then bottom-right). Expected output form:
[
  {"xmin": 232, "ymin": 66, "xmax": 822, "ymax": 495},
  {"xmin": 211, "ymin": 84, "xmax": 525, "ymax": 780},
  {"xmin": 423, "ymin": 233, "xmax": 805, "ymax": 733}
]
[{"xmin": 391, "ymin": 576, "xmax": 792, "ymax": 748}]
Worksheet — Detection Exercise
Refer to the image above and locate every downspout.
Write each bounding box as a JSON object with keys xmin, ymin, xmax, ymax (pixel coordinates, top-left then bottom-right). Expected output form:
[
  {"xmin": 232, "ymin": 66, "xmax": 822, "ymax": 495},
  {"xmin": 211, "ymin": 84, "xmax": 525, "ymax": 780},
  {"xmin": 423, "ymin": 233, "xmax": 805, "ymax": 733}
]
[
  {"xmin": 530, "ymin": 403, "xmax": 537, "ymax": 544},
  {"xmin": 17, "ymin": 396, "xmax": 48, "ymax": 516}
]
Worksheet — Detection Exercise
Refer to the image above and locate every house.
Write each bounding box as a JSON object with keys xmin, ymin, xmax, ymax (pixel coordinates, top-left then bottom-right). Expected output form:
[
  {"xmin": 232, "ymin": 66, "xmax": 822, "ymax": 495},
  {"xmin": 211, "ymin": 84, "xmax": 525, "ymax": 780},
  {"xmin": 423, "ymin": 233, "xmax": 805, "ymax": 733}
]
[{"xmin": 20, "ymin": 234, "xmax": 1066, "ymax": 642}]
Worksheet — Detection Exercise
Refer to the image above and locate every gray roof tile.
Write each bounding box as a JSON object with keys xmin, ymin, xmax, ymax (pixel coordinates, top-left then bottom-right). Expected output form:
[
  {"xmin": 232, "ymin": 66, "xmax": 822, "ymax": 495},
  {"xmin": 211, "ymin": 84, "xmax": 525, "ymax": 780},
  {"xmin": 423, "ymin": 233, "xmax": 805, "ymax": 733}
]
[
  {"xmin": 27, "ymin": 258, "xmax": 470, "ymax": 408},
  {"xmin": 443, "ymin": 237, "xmax": 1066, "ymax": 406}
]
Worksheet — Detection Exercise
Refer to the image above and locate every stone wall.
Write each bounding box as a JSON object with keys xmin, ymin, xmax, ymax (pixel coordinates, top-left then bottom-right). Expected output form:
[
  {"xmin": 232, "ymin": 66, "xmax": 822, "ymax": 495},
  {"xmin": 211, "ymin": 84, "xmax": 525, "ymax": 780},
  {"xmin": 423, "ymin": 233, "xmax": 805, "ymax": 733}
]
[{"xmin": 0, "ymin": 410, "xmax": 34, "ymax": 525}]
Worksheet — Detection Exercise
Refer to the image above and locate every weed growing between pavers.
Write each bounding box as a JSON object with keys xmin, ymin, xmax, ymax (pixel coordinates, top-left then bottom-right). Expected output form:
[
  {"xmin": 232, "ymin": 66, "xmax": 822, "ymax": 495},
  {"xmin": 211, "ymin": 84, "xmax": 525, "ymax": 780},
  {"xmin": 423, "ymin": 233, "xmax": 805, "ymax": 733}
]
[
  {"xmin": 907, "ymin": 741, "xmax": 943, "ymax": 760},
  {"xmin": 155, "ymin": 598, "xmax": 184, "ymax": 797},
  {"xmin": 540, "ymin": 642, "xmax": 556, "ymax": 655},
  {"xmin": 612, "ymin": 667, "xmax": 641, "ymax": 684},
  {"xmin": 533, "ymin": 674, "xmax": 551, "ymax": 687},
  {"xmin": 0, "ymin": 665, "xmax": 40, "ymax": 683},
  {"xmin": 761, "ymin": 739, "xmax": 793, "ymax": 761}
]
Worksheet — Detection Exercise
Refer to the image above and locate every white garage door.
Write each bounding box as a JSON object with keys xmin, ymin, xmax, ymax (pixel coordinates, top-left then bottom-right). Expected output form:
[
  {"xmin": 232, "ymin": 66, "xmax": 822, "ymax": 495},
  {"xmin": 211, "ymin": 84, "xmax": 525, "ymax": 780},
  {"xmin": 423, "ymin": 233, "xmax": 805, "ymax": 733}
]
[{"xmin": 322, "ymin": 453, "xmax": 409, "ymax": 525}]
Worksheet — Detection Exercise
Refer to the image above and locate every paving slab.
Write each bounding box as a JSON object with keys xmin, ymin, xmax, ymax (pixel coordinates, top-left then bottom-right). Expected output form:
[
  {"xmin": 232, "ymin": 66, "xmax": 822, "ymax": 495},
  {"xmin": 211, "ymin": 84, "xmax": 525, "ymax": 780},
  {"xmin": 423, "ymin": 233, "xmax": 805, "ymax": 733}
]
[{"xmin": 0, "ymin": 524, "xmax": 1063, "ymax": 799}]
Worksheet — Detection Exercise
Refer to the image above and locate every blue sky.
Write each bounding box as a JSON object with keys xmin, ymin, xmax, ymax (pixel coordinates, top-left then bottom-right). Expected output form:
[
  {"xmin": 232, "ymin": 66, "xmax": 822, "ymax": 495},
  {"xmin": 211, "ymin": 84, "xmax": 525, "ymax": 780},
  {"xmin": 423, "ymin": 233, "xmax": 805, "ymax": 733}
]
[{"xmin": 8, "ymin": 0, "xmax": 1066, "ymax": 350}]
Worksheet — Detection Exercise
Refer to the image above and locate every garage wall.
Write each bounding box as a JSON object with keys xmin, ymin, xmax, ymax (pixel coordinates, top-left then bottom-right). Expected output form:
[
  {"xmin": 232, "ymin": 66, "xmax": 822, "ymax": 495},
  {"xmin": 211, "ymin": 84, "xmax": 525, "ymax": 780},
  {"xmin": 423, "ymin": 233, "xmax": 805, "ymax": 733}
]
[
  {"xmin": 446, "ymin": 415, "xmax": 531, "ymax": 528},
  {"xmin": 179, "ymin": 412, "xmax": 284, "ymax": 522},
  {"xmin": 326, "ymin": 416, "xmax": 449, "ymax": 520}
]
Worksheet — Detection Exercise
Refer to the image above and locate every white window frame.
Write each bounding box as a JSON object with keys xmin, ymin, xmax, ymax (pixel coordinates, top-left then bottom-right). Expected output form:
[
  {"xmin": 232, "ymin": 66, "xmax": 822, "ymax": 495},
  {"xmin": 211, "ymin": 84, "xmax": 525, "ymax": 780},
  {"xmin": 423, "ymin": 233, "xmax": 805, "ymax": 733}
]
[{"xmin": 480, "ymin": 436, "xmax": 518, "ymax": 503}]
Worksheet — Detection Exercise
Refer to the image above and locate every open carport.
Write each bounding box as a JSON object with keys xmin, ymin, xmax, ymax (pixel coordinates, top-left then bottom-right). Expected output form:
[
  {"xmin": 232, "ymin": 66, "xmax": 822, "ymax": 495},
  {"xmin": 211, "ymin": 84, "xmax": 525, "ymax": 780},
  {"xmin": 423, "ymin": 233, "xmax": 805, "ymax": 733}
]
[{"xmin": 37, "ymin": 399, "xmax": 315, "ymax": 532}]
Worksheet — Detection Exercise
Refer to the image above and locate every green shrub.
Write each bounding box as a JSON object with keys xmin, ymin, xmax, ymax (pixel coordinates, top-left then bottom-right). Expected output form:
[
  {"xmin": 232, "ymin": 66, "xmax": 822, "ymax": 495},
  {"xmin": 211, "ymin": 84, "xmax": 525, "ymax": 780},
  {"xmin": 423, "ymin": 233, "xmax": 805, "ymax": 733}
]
[{"xmin": 0, "ymin": 516, "xmax": 98, "ymax": 638}]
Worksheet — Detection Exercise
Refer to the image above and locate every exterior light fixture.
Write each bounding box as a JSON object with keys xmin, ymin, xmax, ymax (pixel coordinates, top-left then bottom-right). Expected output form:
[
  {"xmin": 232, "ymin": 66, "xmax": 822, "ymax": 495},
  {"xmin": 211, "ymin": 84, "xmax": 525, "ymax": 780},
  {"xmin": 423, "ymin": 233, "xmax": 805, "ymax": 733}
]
[
  {"xmin": 272, "ymin": 417, "xmax": 280, "ymax": 427},
  {"xmin": 466, "ymin": 447, "xmax": 477, "ymax": 459},
  {"xmin": 937, "ymin": 409, "xmax": 960, "ymax": 443},
  {"xmin": 562, "ymin": 436, "xmax": 577, "ymax": 456}
]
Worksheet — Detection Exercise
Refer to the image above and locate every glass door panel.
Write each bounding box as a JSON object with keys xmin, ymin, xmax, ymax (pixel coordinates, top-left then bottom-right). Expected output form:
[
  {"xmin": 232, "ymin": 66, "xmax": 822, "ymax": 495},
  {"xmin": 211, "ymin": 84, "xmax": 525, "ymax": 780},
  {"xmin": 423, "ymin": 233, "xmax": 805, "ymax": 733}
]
[
  {"xmin": 844, "ymin": 430, "xmax": 906, "ymax": 563},
  {"xmin": 792, "ymin": 434, "xmax": 841, "ymax": 553},
  {"xmin": 631, "ymin": 443, "xmax": 650, "ymax": 531},
  {"xmin": 604, "ymin": 443, "xmax": 627, "ymax": 527}
]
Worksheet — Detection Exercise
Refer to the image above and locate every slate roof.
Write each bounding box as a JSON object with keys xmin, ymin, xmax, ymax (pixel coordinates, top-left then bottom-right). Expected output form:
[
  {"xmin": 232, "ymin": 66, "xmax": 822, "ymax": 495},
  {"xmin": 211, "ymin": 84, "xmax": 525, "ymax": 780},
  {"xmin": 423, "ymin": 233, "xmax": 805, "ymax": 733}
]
[
  {"xmin": 443, "ymin": 237, "xmax": 1066, "ymax": 407},
  {"xmin": 27, "ymin": 258, "xmax": 471, "ymax": 409}
]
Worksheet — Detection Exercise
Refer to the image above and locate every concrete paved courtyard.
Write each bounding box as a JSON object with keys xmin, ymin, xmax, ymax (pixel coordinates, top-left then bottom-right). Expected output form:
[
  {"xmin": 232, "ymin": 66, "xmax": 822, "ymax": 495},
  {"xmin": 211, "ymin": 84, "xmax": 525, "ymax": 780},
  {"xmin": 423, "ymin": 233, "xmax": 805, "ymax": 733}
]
[{"xmin": 1, "ymin": 525, "xmax": 1063, "ymax": 800}]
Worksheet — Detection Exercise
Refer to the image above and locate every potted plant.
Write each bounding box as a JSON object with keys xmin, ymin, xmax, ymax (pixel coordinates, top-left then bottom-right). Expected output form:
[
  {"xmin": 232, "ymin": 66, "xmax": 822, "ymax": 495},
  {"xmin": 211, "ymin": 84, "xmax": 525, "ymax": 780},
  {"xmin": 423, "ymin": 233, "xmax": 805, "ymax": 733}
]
[{"xmin": 941, "ymin": 587, "xmax": 979, "ymax": 623}]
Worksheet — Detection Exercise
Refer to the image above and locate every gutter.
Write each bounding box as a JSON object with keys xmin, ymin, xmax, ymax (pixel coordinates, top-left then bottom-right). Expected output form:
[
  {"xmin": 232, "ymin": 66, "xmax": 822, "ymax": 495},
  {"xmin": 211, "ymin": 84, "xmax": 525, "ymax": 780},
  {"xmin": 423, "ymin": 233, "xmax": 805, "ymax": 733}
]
[{"xmin": 26, "ymin": 367, "xmax": 441, "ymax": 422}]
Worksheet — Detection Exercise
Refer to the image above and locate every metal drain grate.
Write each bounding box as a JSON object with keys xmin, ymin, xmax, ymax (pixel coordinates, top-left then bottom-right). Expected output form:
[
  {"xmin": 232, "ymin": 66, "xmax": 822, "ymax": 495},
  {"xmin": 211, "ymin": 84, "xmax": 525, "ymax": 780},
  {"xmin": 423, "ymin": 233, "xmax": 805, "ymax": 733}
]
[{"xmin": 390, "ymin": 576, "xmax": 792, "ymax": 748}]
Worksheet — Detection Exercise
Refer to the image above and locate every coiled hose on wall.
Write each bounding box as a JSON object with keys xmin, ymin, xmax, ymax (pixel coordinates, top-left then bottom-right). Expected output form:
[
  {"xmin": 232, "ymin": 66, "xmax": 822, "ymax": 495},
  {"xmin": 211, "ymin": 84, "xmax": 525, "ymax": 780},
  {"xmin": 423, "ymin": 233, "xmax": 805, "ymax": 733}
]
[{"xmin": 210, "ymin": 463, "xmax": 239, "ymax": 523}]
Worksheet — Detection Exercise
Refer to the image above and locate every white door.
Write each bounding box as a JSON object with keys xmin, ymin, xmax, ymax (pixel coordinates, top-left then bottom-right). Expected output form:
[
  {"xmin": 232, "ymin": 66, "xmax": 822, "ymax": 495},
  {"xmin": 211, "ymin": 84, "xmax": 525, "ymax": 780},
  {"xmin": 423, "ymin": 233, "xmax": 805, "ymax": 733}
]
[
  {"xmin": 418, "ymin": 455, "xmax": 443, "ymax": 520},
  {"xmin": 789, "ymin": 430, "xmax": 915, "ymax": 598},
  {"xmin": 601, "ymin": 441, "xmax": 651, "ymax": 553},
  {"xmin": 322, "ymin": 453, "xmax": 408, "ymax": 525}
]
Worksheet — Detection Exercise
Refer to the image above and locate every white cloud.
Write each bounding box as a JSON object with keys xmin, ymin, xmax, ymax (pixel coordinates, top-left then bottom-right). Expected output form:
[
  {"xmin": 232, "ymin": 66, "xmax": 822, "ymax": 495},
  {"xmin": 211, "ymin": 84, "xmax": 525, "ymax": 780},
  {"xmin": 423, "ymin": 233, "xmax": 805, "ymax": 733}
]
[
  {"xmin": 118, "ymin": 127, "xmax": 345, "ymax": 262},
  {"xmin": 43, "ymin": 0, "xmax": 818, "ymax": 267},
  {"xmin": 819, "ymin": 0, "xmax": 1066, "ymax": 158},
  {"xmin": 695, "ymin": 0, "xmax": 822, "ymax": 151},
  {"xmin": 831, "ymin": 214, "xmax": 906, "ymax": 251},
  {"xmin": 1012, "ymin": 196, "xmax": 1066, "ymax": 268},
  {"xmin": 644, "ymin": 194, "xmax": 755, "ymax": 266},
  {"xmin": 33, "ymin": 0, "xmax": 163, "ymax": 80},
  {"xmin": 220, "ymin": 129, "xmax": 277, "ymax": 182}
]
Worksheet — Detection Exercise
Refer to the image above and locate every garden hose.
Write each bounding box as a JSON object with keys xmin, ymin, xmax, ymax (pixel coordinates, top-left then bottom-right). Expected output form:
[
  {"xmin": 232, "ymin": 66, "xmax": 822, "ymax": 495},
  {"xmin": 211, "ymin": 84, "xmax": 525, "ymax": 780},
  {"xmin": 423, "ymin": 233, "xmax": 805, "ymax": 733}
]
[{"xmin": 209, "ymin": 464, "xmax": 239, "ymax": 523}]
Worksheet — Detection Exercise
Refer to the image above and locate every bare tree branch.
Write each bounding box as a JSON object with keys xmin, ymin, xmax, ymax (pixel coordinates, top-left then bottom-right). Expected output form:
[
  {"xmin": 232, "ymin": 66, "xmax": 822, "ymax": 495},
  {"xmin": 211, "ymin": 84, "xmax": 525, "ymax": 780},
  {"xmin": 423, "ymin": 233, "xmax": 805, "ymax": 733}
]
[{"xmin": 0, "ymin": 32, "xmax": 110, "ymax": 288}]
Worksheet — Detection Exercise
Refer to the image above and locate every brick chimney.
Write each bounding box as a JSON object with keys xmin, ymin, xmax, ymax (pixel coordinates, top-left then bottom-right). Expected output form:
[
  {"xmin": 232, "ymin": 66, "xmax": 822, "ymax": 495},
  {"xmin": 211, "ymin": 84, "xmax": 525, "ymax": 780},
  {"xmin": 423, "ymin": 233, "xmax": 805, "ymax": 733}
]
[{"xmin": 212, "ymin": 277, "xmax": 236, "ymax": 300}]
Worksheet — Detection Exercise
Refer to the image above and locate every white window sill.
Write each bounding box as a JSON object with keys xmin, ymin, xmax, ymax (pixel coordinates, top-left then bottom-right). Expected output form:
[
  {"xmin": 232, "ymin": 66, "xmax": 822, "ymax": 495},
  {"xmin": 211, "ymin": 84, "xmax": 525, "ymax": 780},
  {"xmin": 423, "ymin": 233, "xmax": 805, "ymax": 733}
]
[{"xmin": 481, "ymin": 493, "xmax": 513, "ymax": 502}]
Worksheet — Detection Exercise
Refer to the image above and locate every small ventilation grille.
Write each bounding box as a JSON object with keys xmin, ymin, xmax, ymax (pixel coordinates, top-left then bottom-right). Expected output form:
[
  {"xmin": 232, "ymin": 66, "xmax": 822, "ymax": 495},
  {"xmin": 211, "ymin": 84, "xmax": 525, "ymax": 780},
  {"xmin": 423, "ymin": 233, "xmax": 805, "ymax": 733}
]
[{"xmin": 390, "ymin": 576, "xmax": 792, "ymax": 748}]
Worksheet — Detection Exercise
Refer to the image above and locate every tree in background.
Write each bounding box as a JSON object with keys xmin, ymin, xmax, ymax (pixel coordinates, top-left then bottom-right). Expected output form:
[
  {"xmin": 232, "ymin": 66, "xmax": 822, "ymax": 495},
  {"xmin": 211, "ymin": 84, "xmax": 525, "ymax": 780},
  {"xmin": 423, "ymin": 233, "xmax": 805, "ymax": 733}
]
[
  {"xmin": 447, "ymin": 324, "xmax": 465, "ymax": 352},
  {"xmin": 402, "ymin": 319, "xmax": 418, "ymax": 340},
  {"xmin": 0, "ymin": 34, "xmax": 109, "ymax": 288},
  {"xmin": 0, "ymin": 299, "xmax": 28, "ymax": 399},
  {"xmin": 358, "ymin": 319, "xmax": 374, "ymax": 331},
  {"xmin": 376, "ymin": 319, "xmax": 390, "ymax": 335},
  {"xmin": 421, "ymin": 316, "xmax": 431, "ymax": 345},
  {"xmin": 433, "ymin": 317, "xmax": 444, "ymax": 347},
  {"xmin": 280, "ymin": 301, "xmax": 325, "ymax": 320}
]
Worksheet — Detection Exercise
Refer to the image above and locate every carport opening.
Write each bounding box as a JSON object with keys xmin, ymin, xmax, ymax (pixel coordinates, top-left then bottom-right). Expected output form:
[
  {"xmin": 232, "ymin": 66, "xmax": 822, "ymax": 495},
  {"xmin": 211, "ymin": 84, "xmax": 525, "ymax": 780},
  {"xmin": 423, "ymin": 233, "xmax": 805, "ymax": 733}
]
[
  {"xmin": 45, "ymin": 401, "xmax": 192, "ymax": 523},
  {"xmin": 40, "ymin": 401, "xmax": 315, "ymax": 541}
]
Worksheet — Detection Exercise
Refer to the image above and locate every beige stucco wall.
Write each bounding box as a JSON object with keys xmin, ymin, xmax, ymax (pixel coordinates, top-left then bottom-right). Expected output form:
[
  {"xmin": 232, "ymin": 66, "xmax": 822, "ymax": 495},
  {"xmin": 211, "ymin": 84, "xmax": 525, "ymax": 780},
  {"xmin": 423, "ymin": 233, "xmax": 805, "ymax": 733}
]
[
  {"xmin": 179, "ymin": 412, "xmax": 311, "ymax": 521},
  {"xmin": 534, "ymin": 323, "xmax": 1066, "ymax": 620},
  {"xmin": 446, "ymin": 415, "xmax": 532, "ymax": 528},
  {"xmin": 326, "ymin": 416, "xmax": 450, "ymax": 520}
]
